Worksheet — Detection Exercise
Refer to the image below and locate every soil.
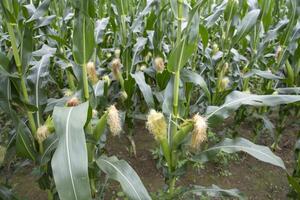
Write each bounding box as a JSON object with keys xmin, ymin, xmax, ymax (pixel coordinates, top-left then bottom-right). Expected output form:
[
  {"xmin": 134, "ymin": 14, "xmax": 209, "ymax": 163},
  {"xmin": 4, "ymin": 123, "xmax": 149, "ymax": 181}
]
[{"xmin": 0, "ymin": 118, "xmax": 298, "ymax": 200}]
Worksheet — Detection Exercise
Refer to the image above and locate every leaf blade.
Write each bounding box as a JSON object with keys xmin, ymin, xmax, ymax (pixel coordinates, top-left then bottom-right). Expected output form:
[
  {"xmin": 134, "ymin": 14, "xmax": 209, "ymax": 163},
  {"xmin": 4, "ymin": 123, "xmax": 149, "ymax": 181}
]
[{"xmin": 51, "ymin": 102, "xmax": 92, "ymax": 200}]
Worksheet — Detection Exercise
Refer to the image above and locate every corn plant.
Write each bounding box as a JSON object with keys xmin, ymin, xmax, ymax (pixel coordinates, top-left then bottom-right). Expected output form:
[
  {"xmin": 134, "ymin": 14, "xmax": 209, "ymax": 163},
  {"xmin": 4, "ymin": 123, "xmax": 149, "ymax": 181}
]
[{"xmin": 0, "ymin": 0, "xmax": 300, "ymax": 199}]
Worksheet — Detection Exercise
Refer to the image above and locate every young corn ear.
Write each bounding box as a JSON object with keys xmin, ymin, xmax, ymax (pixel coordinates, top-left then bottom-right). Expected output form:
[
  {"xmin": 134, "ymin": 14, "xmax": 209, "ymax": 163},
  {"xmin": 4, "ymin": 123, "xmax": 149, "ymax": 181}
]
[
  {"xmin": 93, "ymin": 112, "xmax": 108, "ymax": 141},
  {"xmin": 275, "ymin": 46, "xmax": 282, "ymax": 63},
  {"xmin": 220, "ymin": 77, "xmax": 230, "ymax": 91},
  {"xmin": 87, "ymin": 61, "xmax": 99, "ymax": 84},
  {"xmin": 111, "ymin": 58, "xmax": 121, "ymax": 80},
  {"xmin": 154, "ymin": 57, "xmax": 165, "ymax": 73},
  {"xmin": 212, "ymin": 43, "xmax": 219, "ymax": 55},
  {"xmin": 36, "ymin": 125, "xmax": 50, "ymax": 143},
  {"xmin": 146, "ymin": 109, "xmax": 171, "ymax": 168},
  {"xmin": 190, "ymin": 114, "xmax": 207, "ymax": 149},
  {"xmin": 172, "ymin": 121, "xmax": 194, "ymax": 148},
  {"xmin": 146, "ymin": 109, "xmax": 167, "ymax": 141},
  {"xmin": 285, "ymin": 60, "xmax": 294, "ymax": 86},
  {"xmin": 107, "ymin": 105, "xmax": 122, "ymax": 136},
  {"xmin": 114, "ymin": 48, "xmax": 121, "ymax": 58},
  {"xmin": 102, "ymin": 75, "xmax": 111, "ymax": 86},
  {"xmin": 36, "ymin": 117, "xmax": 54, "ymax": 143}
]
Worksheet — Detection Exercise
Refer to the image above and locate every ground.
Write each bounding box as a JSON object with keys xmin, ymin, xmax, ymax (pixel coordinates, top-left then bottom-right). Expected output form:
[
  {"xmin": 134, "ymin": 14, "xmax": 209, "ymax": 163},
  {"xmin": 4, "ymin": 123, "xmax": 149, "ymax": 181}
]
[{"xmin": 0, "ymin": 118, "xmax": 297, "ymax": 200}]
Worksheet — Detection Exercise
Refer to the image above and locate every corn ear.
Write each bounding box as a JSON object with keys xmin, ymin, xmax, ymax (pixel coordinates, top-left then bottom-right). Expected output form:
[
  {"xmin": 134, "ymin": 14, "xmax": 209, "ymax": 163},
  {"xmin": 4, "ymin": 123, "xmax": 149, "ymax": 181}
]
[
  {"xmin": 172, "ymin": 121, "xmax": 194, "ymax": 149},
  {"xmin": 93, "ymin": 112, "xmax": 108, "ymax": 141},
  {"xmin": 285, "ymin": 60, "xmax": 294, "ymax": 86},
  {"xmin": 160, "ymin": 138, "xmax": 171, "ymax": 170}
]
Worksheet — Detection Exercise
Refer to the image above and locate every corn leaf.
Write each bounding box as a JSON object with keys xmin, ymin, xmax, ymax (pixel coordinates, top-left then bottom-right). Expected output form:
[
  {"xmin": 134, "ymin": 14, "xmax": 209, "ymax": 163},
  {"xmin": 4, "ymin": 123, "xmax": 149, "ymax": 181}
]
[
  {"xmin": 192, "ymin": 137, "xmax": 286, "ymax": 170},
  {"xmin": 206, "ymin": 91, "xmax": 300, "ymax": 125},
  {"xmin": 96, "ymin": 156, "xmax": 151, "ymax": 200},
  {"xmin": 52, "ymin": 102, "xmax": 92, "ymax": 200},
  {"xmin": 132, "ymin": 71, "xmax": 154, "ymax": 108},
  {"xmin": 73, "ymin": 12, "xmax": 95, "ymax": 65},
  {"xmin": 233, "ymin": 9, "xmax": 260, "ymax": 43},
  {"xmin": 183, "ymin": 184, "xmax": 245, "ymax": 199}
]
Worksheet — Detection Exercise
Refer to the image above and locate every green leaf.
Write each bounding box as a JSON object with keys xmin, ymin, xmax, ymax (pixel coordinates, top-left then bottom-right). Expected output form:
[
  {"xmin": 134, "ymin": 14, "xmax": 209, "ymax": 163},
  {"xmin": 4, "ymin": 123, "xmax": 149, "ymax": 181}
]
[
  {"xmin": 21, "ymin": 27, "xmax": 33, "ymax": 69},
  {"xmin": 276, "ymin": 87, "xmax": 300, "ymax": 94},
  {"xmin": 131, "ymin": 0, "xmax": 157, "ymax": 33},
  {"xmin": 131, "ymin": 71, "xmax": 154, "ymax": 108},
  {"xmin": 16, "ymin": 121, "xmax": 37, "ymax": 161},
  {"xmin": 206, "ymin": 91, "xmax": 300, "ymax": 125},
  {"xmin": 40, "ymin": 134, "xmax": 58, "ymax": 165},
  {"xmin": 72, "ymin": 12, "xmax": 95, "ymax": 65},
  {"xmin": 258, "ymin": 0, "xmax": 275, "ymax": 31},
  {"xmin": 114, "ymin": 0, "xmax": 129, "ymax": 15},
  {"xmin": 170, "ymin": 0, "xmax": 189, "ymax": 21},
  {"xmin": 0, "ymin": 185, "xmax": 18, "ymax": 200},
  {"xmin": 233, "ymin": 9, "xmax": 260, "ymax": 43},
  {"xmin": 168, "ymin": 38, "xmax": 197, "ymax": 72},
  {"xmin": 243, "ymin": 69, "xmax": 283, "ymax": 80},
  {"xmin": 204, "ymin": 1, "xmax": 226, "ymax": 28},
  {"xmin": 199, "ymin": 24, "xmax": 208, "ymax": 50},
  {"xmin": 51, "ymin": 102, "xmax": 92, "ymax": 200},
  {"xmin": 183, "ymin": 184, "xmax": 245, "ymax": 199},
  {"xmin": 95, "ymin": 18, "xmax": 109, "ymax": 44},
  {"xmin": 0, "ymin": 1, "xmax": 16, "ymax": 23},
  {"xmin": 181, "ymin": 69, "xmax": 211, "ymax": 103},
  {"xmin": 27, "ymin": 0, "xmax": 51, "ymax": 22},
  {"xmin": 93, "ymin": 80, "xmax": 104, "ymax": 96},
  {"xmin": 34, "ymin": 15, "xmax": 56, "ymax": 29},
  {"xmin": 27, "ymin": 55, "xmax": 51, "ymax": 127},
  {"xmin": 0, "ymin": 52, "xmax": 10, "ymax": 70},
  {"xmin": 130, "ymin": 37, "xmax": 148, "ymax": 73},
  {"xmin": 71, "ymin": 0, "xmax": 95, "ymax": 17},
  {"xmin": 0, "ymin": 77, "xmax": 18, "ymax": 122},
  {"xmin": 192, "ymin": 137, "xmax": 286, "ymax": 170},
  {"xmin": 287, "ymin": 175, "xmax": 300, "ymax": 195},
  {"xmin": 96, "ymin": 156, "xmax": 151, "ymax": 200}
]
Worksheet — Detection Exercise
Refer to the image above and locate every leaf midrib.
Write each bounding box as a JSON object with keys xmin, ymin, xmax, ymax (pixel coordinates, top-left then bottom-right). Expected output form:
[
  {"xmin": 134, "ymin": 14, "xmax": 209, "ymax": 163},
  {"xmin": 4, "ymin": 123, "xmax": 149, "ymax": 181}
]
[
  {"xmin": 99, "ymin": 158, "xmax": 142, "ymax": 200},
  {"xmin": 65, "ymin": 107, "xmax": 78, "ymax": 200},
  {"xmin": 35, "ymin": 56, "xmax": 47, "ymax": 127},
  {"xmin": 206, "ymin": 93, "xmax": 299, "ymax": 119},
  {"xmin": 200, "ymin": 143, "xmax": 285, "ymax": 169}
]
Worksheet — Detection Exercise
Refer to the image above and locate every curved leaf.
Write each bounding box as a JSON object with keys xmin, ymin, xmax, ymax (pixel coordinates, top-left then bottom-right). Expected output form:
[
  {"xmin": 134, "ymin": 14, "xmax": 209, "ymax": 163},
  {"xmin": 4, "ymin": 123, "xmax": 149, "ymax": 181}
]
[
  {"xmin": 168, "ymin": 38, "xmax": 197, "ymax": 72},
  {"xmin": 27, "ymin": 54, "xmax": 51, "ymax": 127},
  {"xmin": 183, "ymin": 184, "xmax": 245, "ymax": 199},
  {"xmin": 192, "ymin": 137, "xmax": 286, "ymax": 170},
  {"xmin": 0, "ymin": 185, "xmax": 18, "ymax": 200},
  {"xmin": 27, "ymin": 0, "xmax": 51, "ymax": 22},
  {"xmin": 132, "ymin": 71, "xmax": 154, "ymax": 108},
  {"xmin": 276, "ymin": 87, "xmax": 300, "ymax": 94},
  {"xmin": 51, "ymin": 102, "xmax": 91, "ymax": 200},
  {"xmin": 243, "ymin": 69, "xmax": 283, "ymax": 80},
  {"xmin": 206, "ymin": 91, "xmax": 300, "ymax": 124},
  {"xmin": 181, "ymin": 69, "xmax": 211, "ymax": 102},
  {"xmin": 96, "ymin": 156, "xmax": 151, "ymax": 200},
  {"xmin": 204, "ymin": 1, "xmax": 227, "ymax": 28},
  {"xmin": 0, "ymin": 76, "xmax": 18, "ymax": 122},
  {"xmin": 73, "ymin": 12, "xmax": 95, "ymax": 65},
  {"xmin": 40, "ymin": 134, "xmax": 58, "ymax": 165},
  {"xmin": 95, "ymin": 18, "xmax": 109, "ymax": 44},
  {"xmin": 16, "ymin": 121, "xmax": 37, "ymax": 161},
  {"xmin": 130, "ymin": 37, "xmax": 148, "ymax": 73},
  {"xmin": 233, "ymin": 9, "xmax": 260, "ymax": 43}
]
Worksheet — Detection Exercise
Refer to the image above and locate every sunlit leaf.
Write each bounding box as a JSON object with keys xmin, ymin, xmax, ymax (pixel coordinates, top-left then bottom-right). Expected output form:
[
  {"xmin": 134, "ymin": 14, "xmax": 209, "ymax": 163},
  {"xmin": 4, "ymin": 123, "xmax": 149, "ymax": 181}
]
[
  {"xmin": 192, "ymin": 137, "xmax": 286, "ymax": 170},
  {"xmin": 96, "ymin": 156, "xmax": 151, "ymax": 200},
  {"xmin": 52, "ymin": 102, "xmax": 92, "ymax": 200}
]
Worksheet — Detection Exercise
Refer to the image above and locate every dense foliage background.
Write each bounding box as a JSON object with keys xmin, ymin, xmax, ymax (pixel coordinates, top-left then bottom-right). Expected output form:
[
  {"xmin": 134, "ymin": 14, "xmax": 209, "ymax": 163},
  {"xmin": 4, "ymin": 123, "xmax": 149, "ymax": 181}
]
[{"xmin": 0, "ymin": 0, "xmax": 300, "ymax": 199}]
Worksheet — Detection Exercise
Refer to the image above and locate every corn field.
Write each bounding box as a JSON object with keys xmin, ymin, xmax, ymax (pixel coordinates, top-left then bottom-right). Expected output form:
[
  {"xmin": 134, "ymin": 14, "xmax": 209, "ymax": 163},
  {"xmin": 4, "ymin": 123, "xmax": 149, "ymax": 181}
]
[{"xmin": 0, "ymin": 0, "xmax": 300, "ymax": 199}]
